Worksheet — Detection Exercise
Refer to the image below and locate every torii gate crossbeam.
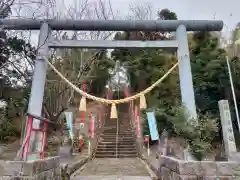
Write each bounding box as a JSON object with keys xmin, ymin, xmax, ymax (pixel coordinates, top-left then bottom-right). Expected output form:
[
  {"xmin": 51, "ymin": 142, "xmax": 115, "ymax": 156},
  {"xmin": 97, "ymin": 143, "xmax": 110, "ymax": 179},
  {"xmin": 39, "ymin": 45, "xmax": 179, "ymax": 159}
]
[
  {"xmin": 0, "ymin": 19, "xmax": 223, "ymax": 31},
  {"xmin": 0, "ymin": 19, "xmax": 223, "ymax": 160}
]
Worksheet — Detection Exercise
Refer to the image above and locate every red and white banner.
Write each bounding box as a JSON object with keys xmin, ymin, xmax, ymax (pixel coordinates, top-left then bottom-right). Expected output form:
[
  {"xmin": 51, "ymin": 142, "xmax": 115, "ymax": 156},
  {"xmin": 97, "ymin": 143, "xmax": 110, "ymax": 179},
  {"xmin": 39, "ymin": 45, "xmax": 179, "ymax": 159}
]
[
  {"xmin": 98, "ymin": 109, "xmax": 101, "ymax": 128},
  {"xmin": 107, "ymin": 87, "xmax": 113, "ymax": 100},
  {"xmin": 135, "ymin": 106, "xmax": 141, "ymax": 137},
  {"xmin": 90, "ymin": 116, "xmax": 95, "ymax": 138},
  {"xmin": 79, "ymin": 135, "xmax": 84, "ymax": 152},
  {"xmin": 80, "ymin": 80, "xmax": 86, "ymax": 124},
  {"xmin": 123, "ymin": 87, "xmax": 130, "ymax": 97}
]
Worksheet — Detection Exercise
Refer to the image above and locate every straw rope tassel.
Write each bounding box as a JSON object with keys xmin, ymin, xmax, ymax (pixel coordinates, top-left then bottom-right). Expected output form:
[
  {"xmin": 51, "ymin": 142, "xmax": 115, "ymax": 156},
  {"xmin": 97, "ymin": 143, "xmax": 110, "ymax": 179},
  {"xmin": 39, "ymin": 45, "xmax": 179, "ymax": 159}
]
[
  {"xmin": 79, "ymin": 96, "xmax": 86, "ymax": 112},
  {"xmin": 139, "ymin": 94, "xmax": 147, "ymax": 109},
  {"xmin": 110, "ymin": 103, "xmax": 117, "ymax": 119}
]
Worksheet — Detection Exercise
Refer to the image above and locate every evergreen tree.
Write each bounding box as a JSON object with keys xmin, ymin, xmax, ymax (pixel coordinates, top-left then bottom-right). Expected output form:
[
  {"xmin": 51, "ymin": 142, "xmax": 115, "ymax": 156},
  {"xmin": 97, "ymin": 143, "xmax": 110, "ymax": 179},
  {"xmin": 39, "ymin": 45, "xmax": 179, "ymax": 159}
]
[{"xmin": 0, "ymin": 1, "xmax": 35, "ymax": 141}]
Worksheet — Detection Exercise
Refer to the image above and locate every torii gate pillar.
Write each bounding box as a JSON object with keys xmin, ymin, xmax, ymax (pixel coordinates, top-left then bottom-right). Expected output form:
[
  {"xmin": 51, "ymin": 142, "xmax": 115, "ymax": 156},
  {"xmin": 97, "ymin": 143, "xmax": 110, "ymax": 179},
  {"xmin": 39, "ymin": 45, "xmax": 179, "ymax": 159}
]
[
  {"xmin": 23, "ymin": 23, "xmax": 51, "ymax": 160},
  {"xmin": 176, "ymin": 25, "xmax": 197, "ymax": 119}
]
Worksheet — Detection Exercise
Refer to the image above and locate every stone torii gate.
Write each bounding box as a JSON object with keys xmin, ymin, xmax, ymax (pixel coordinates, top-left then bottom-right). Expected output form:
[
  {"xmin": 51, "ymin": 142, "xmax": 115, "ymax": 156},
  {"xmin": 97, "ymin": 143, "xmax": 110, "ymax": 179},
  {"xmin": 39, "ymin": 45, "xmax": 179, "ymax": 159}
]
[{"xmin": 0, "ymin": 19, "xmax": 223, "ymax": 159}]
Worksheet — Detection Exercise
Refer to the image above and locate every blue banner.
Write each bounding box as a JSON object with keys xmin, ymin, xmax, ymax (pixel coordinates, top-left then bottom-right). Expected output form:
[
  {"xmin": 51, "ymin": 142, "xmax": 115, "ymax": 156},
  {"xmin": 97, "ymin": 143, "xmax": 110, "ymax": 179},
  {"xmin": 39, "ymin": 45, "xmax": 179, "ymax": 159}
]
[
  {"xmin": 64, "ymin": 112, "xmax": 74, "ymax": 140},
  {"xmin": 146, "ymin": 111, "xmax": 159, "ymax": 141}
]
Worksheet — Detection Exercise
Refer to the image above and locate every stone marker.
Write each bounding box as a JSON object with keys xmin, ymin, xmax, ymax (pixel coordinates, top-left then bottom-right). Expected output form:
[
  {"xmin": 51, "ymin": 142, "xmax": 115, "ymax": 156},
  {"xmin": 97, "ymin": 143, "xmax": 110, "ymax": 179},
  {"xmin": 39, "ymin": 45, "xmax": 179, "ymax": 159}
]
[
  {"xmin": 159, "ymin": 130, "xmax": 168, "ymax": 156},
  {"xmin": 218, "ymin": 100, "xmax": 237, "ymax": 158}
]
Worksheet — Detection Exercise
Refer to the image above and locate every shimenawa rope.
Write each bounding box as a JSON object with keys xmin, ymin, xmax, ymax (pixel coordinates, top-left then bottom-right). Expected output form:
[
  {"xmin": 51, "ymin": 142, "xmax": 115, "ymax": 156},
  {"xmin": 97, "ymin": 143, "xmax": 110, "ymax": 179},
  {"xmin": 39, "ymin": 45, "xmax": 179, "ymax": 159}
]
[
  {"xmin": 44, "ymin": 57, "xmax": 179, "ymax": 118},
  {"xmin": 45, "ymin": 57, "xmax": 179, "ymax": 104}
]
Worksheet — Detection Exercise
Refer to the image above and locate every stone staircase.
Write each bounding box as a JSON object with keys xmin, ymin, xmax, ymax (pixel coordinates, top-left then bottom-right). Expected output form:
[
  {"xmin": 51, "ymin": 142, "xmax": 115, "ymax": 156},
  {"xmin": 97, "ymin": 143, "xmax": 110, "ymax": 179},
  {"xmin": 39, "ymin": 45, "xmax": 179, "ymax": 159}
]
[
  {"xmin": 72, "ymin": 105, "xmax": 154, "ymax": 179},
  {"xmin": 95, "ymin": 112, "xmax": 137, "ymax": 158}
]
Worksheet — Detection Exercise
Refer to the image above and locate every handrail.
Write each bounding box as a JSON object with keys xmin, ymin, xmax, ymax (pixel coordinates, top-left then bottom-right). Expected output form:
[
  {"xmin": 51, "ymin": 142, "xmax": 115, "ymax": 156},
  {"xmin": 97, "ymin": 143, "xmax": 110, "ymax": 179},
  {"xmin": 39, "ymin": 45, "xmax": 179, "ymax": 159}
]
[{"xmin": 26, "ymin": 113, "xmax": 55, "ymax": 124}]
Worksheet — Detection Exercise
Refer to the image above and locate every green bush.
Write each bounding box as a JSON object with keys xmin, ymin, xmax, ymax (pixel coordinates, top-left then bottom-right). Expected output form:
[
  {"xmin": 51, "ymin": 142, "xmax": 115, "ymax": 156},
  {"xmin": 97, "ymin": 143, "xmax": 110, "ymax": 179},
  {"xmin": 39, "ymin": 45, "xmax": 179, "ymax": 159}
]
[
  {"xmin": 142, "ymin": 105, "xmax": 219, "ymax": 160},
  {"xmin": 0, "ymin": 107, "xmax": 21, "ymax": 142},
  {"xmin": 169, "ymin": 106, "xmax": 219, "ymax": 160}
]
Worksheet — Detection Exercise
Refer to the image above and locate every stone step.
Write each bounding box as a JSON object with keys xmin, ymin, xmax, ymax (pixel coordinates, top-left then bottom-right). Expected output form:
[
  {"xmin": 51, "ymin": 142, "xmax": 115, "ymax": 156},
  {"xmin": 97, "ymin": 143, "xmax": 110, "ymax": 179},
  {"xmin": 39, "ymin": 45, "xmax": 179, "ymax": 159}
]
[
  {"xmin": 100, "ymin": 136, "xmax": 136, "ymax": 139},
  {"xmin": 102, "ymin": 131, "xmax": 134, "ymax": 136},
  {"xmin": 98, "ymin": 141, "xmax": 136, "ymax": 144},
  {"xmin": 103, "ymin": 129, "xmax": 133, "ymax": 132},
  {"xmin": 102, "ymin": 133, "xmax": 134, "ymax": 136},
  {"xmin": 101, "ymin": 132, "xmax": 134, "ymax": 134},
  {"xmin": 97, "ymin": 146, "xmax": 136, "ymax": 150},
  {"xmin": 99, "ymin": 140, "xmax": 136, "ymax": 144},
  {"xmin": 103, "ymin": 125, "xmax": 133, "ymax": 129},
  {"xmin": 100, "ymin": 134, "xmax": 136, "ymax": 140},
  {"xmin": 103, "ymin": 124, "xmax": 132, "ymax": 127},
  {"xmin": 104, "ymin": 121, "xmax": 131, "ymax": 126},
  {"xmin": 103, "ymin": 126, "xmax": 132, "ymax": 128},
  {"xmin": 97, "ymin": 144, "xmax": 136, "ymax": 148},
  {"xmin": 101, "ymin": 134, "xmax": 135, "ymax": 137},
  {"xmin": 103, "ymin": 129, "xmax": 132, "ymax": 131},
  {"xmin": 95, "ymin": 152, "xmax": 137, "ymax": 156},
  {"xmin": 97, "ymin": 145, "xmax": 136, "ymax": 149},
  {"xmin": 104, "ymin": 123, "xmax": 131, "ymax": 125},
  {"xmin": 102, "ymin": 130, "xmax": 133, "ymax": 133},
  {"xmin": 100, "ymin": 136, "xmax": 135, "ymax": 139},
  {"xmin": 103, "ymin": 128, "xmax": 132, "ymax": 129},
  {"xmin": 100, "ymin": 138, "xmax": 136, "ymax": 141},
  {"xmin": 96, "ymin": 147, "xmax": 137, "ymax": 151},
  {"xmin": 104, "ymin": 122, "xmax": 131, "ymax": 124},
  {"xmin": 96, "ymin": 150, "xmax": 137, "ymax": 154},
  {"xmin": 94, "ymin": 154, "xmax": 137, "ymax": 158},
  {"xmin": 72, "ymin": 176, "xmax": 152, "ymax": 180},
  {"xmin": 96, "ymin": 149, "xmax": 137, "ymax": 154},
  {"xmin": 103, "ymin": 127, "xmax": 132, "ymax": 129}
]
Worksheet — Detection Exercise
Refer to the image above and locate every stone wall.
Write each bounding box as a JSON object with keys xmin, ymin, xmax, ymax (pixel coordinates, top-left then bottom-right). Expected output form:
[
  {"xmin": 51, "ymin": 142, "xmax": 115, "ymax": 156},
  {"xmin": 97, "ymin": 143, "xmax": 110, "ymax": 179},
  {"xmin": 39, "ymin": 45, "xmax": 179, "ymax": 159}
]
[
  {"xmin": 0, "ymin": 156, "xmax": 61, "ymax": 179},
  {"xmin": 160, "ymin": 155, "xmax": 240, "ymax": 180}
]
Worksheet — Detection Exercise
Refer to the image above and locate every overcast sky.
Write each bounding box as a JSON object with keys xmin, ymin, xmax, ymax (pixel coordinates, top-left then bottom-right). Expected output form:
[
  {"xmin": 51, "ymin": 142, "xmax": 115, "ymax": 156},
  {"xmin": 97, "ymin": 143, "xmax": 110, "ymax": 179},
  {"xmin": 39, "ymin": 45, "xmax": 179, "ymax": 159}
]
[
  {"xmin": 61, "ymin": 0, "xmax": 239, "ymax": 29},
  {"xmin": 113, "ymin": 0, "xmax": 238, "ymax": 28},
  {"xmin": 111, "ymin": 0, "xmax": 239, "ymax": 37}
]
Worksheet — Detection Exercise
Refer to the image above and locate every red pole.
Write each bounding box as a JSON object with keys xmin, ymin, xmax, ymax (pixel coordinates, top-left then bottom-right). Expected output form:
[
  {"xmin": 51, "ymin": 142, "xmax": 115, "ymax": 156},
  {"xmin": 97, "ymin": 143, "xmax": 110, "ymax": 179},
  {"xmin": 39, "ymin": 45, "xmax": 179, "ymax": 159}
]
[{"xmin": 23, "ymin": 115, "xmax": 33, "ymax": 160}]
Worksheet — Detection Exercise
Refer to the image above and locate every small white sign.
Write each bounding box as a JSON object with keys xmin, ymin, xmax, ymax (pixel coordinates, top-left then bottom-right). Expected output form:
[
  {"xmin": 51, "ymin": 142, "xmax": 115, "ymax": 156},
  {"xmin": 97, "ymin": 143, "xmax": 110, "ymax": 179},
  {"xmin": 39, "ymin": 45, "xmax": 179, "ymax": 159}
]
[{"xmin": 80, "ymin": 123, "xmax": 84, "ymax": 129}]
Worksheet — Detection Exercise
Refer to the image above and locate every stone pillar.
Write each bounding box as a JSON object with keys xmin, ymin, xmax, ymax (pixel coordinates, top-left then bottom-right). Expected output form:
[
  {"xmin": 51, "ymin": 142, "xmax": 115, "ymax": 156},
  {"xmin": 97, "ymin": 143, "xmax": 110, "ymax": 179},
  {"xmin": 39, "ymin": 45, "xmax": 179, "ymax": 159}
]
[{"xmin": 218, "ymin": 100, "xmax": 237, "ymax": 158}]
